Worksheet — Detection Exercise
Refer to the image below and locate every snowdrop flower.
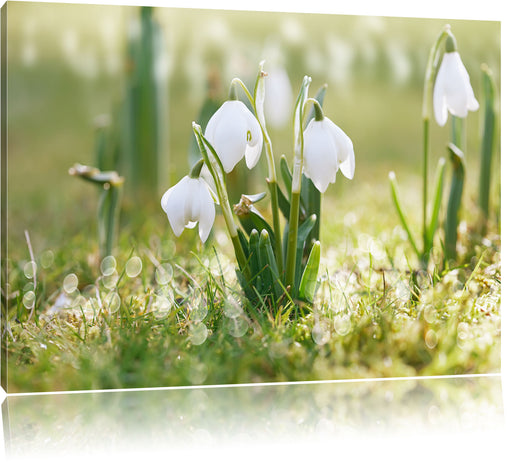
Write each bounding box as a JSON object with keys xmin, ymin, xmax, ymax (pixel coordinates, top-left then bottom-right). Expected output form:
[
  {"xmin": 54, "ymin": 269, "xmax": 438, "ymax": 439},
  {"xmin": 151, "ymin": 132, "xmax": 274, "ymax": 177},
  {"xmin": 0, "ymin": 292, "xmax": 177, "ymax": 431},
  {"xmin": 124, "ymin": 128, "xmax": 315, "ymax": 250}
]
[
  {"xmin": 433, "ymin": 34, "xmax": 479, "ymax": 127},
  {"xmin": 264, "ymin": 66, "xmax": 293, "ymax": 128},
  {"xmin": 161, "ymin": 173, "xmax": 215, "ymax": 243},
  {"xmin": 303, "ymin": 104, "xmax": 355, "ymax": 193},
  {"xmin": 205, "ymin": 100, "xmax": 263, "ymax": 173}
]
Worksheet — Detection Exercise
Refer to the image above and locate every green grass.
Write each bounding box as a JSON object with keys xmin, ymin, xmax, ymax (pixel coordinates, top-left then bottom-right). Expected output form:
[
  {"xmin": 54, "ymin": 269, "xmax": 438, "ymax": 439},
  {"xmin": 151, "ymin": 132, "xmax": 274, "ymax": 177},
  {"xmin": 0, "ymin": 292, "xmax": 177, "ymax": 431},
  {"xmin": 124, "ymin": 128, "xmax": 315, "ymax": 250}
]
[{"xmin": 4, "ymin": 180, "xmax": 500, "ymax": 392}]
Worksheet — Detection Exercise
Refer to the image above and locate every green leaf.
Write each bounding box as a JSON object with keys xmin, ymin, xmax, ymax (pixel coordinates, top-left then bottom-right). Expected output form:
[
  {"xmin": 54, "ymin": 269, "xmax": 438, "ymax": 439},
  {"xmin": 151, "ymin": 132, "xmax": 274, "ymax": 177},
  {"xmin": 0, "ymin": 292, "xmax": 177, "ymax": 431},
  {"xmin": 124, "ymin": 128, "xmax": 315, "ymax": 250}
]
[
  {"xmin": 444, "ymin": 143, "xmax": 465, "ymax": 264},
  {"xmin": 242, "ymin": 192, "xmax": 267, "ymax": 203},
  {"xmin": 299, "ymin": 241, "xmax": 321, "ymax": 302},
  {"xmin": 426, "ymin": 157, "xmax": 446, "ymax": 253},
  {"xmin": 236, "ymin": 203, "xmax": 275, "ymax": 247},
  {"xmin": 389, "ymin": 171, "xmax": 421, "ymax": 260},
  {"xmin": 280, "ymin": 155, "xmax": 293, "ymax": 197},
  {"xmin": 237, "ymin": 228, "xmax": 250, "ymax": 260},
  {"xmin": 257, "ymin": 231, "xmax": 272, "ymax": 295},
  {"xmin": 297, "ymin": 214, "xmax": 317, "ymax": 247},
  {"xmin": 69, "ymin": 164, "xmax": 124, "ymax": 187},
  {"xmin": 304, "ymin": 176, "xmax": 321, "ymax": 243},
  {"xmin": 235, "ymin": 269, "xmax": 253, "ymax": 300},
  {"xmin": 276, "ymin": 183, "xmax": 291, "ymax": 218},
  {"xmin": 260, "ymin": 230, "xmax": 283, "ymax": 298},
  {"xmin": 248, "ymin": 229, "xmax": 261, "ymax": 285},
  {"xmin": 293, "ymin": 214, "xmax": 317, "ymax": 293},
  {"xmin": 300, "ymin": 174, "xmax": 311, "ymax": 213}
]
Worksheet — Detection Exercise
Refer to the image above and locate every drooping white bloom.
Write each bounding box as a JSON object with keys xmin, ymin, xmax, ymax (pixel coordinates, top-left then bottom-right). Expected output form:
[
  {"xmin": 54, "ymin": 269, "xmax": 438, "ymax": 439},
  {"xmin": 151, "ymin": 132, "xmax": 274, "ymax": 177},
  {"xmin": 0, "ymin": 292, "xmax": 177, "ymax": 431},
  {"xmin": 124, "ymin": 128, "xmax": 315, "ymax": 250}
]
[
  {"xmin": 303, "ymin": 117, "xmax": 355, "ymax": 193},
  {"xmin": 264, "ymin": 66, "xmax": 293, "ymax": 128},
  {"xmin": 161, "ymin": 176, "xmax": 215, "ymax": 243},
  {"xmin": 205, "ymin": 100, "xmax": 263, "ymax": 173},
  {"xmin": 433, "ymin": 51, "xmax": 479, "ymax": 126}
]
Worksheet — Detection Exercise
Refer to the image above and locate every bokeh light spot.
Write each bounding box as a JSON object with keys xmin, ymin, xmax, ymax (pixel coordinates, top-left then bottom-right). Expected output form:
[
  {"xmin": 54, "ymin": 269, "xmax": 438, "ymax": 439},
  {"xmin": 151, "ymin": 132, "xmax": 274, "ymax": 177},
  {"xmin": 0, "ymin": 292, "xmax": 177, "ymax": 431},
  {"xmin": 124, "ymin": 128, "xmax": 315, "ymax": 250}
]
[
  {"xmin": 125, "ymin": 256, "xmax": 143, "ymax": 278},
  {"xmin": 23, "ymin": 290, "xmax": 36, "ymax": 309},
  {"xmin": 104, "ymin": 291, "xmax": 121, "ymax": 314},
  {"xmin": 101, "ymin": 255, "xmax": 117, "ymax": 276},
  {"xmin": 155, "ymin": 263, "xmax": 173, "ymax": 285},
  {"xmin": 189, "ymin": 322, "xmax": 208, "ymax": 345},
  {"xmin": 63, "ymin": 273, "xmax": 79, "ymax": 294},
  {"xmin": 227, "ymin": 316, "xmax": 248, "ymax": 338},
  {"xmin": 23, "ymin": 261, "xmax": 37, "ymax": 279}
]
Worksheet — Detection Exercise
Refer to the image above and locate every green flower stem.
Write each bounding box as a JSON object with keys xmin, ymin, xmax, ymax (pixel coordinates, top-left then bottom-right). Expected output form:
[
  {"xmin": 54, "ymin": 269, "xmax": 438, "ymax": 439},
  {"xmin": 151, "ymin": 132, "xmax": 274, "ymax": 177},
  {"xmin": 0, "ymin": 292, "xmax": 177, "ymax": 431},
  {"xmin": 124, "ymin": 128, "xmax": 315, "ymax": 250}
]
[
  {"xmin": 308, "ymin": 98, "xmax": 324, "ymax": 121},
  {"xmin": 285, "ymin": 191, "xmax": 302, "ymax": 287},
  {"xmin": 189, "ymin": 158, "xmax": 205, "ymax": 179},
  {"xmin": 267, "ymin": 178, "xmax": 283, "ymax": 272},
  {"xmin": 192, "ymin": 123, "xmax": 250, "ymax": 279},
  {"xmin": 421, "ymin": 25, "xmax": 451, "ymax": 266},
  {"xmin": 69, "ymin": 164, "xmax": 124, "ymax": 258},
  {"xmin": 422, "ymin": 25, "xmax": 451, "ymax": 120},
  {"xmin": 234, "ymin": 65, "xmax": 283, "ymax": 272},
  {"xmin": 98, "ymin": 183, "xmax": 122, "ymax": 258},
  {"xmin": 422, "ymin": 117, "xmax": 430, "ymax": 266},
  {"xmin": 285, "ymin": 76, "xmax": 311, "ymax": 289},
  {"xmin": 260, "ymin": 117, "xmax": 283, "ymax": 274}
]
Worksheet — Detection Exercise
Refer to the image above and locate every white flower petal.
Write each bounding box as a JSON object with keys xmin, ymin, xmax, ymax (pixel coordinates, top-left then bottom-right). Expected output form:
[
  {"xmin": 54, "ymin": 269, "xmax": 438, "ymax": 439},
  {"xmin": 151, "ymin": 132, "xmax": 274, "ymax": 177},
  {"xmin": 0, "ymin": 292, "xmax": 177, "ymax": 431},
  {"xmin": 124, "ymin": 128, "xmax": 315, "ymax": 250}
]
[
  {"xmin": 433, "ymin": 57, "xmax": 449, "ymax": 126},
  {"xmin": 433, "ymin": 52, "xmax": 478, "ymax": 126},
  {"xmin": 339, "ymin": 147, "xmax": 355, "ymax": 180},
  {"xmin": 185, "ymin": 178, "xmax": 202, "ymax": 223},
  {"xmin": 161, "ymin": 177, "xmax": 190, "ymax": 238},
  {"xmin": 303, "ymin": 120, "xmax": 338, "ymax": 193},
  {"xmin": 197, "ymin": 179, "xmax": 216, "ymax": 243},
  {"xmin": 161, "ymin": 176, "xmax": 215, "ymax": 243},
  {"xmin": 205, "ymin": 100, "xmax": 263, "ymax": 173},
  {"xmin": 244, "ymin": 108, "xmax": 264, "ymax": 169},
  {"xmin": 324, "ymin": 117, "xmax": 355, "ymax": 179},
  {"xmin": 264, "ymin": 67, "xmax": 293, "ymax": 128},
  {"xmin": 160, "ymin": 186, "xmax": 173, "ymax": 211},
  {"xmin": 205, "ymin": 102, "xmax": 247, "ymax": 173}
]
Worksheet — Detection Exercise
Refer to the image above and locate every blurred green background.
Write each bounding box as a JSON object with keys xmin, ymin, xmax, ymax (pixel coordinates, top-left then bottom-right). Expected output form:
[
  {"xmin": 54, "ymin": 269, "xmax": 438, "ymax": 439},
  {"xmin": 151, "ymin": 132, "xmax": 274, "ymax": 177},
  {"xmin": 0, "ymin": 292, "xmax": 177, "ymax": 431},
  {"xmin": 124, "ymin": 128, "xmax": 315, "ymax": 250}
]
[{"xmin": 6, "ymin": 1, "xmax": 500, "ymax": 259}]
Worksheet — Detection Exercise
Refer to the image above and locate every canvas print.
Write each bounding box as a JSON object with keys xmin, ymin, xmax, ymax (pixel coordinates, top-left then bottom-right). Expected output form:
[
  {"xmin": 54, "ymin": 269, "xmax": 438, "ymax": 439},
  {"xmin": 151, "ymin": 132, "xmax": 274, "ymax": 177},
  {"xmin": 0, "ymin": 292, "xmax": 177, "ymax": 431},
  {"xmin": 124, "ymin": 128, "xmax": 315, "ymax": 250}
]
[{"xmin": 1, "ymin": 1, "xmax": 501, "ymax": 394}]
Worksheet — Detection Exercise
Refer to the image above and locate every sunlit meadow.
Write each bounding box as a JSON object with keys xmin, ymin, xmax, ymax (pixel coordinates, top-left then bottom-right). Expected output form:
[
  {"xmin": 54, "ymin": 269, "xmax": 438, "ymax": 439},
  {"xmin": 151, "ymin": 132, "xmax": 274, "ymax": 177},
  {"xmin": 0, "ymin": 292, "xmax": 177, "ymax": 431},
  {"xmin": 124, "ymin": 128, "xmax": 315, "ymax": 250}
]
[{"xmin": 2, "ymin": 3, "xmax": 500, "ymax": 392}]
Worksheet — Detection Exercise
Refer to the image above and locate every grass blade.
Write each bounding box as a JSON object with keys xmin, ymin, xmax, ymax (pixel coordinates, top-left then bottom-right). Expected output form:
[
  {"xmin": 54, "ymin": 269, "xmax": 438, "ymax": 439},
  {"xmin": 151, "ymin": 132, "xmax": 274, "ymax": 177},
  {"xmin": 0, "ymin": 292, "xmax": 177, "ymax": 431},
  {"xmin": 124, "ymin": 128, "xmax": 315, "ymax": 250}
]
[
  {"xmin": 260, "ymin": 230, "xmax": 282, "ymax": 299},
  {"xmin": 389, "ymin": 171, "xmax": 421, "ymax": 260},
  {"xmin": 293, "ymin": 214, "xmax": 317, "ymax": 294},
  {"xmin": 426, "ymin": 157, "xmax": 446, "ymax": 255},
  {"xmin": 298, "ymin": 241, "xmax": 321, "ymax": 302}
]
